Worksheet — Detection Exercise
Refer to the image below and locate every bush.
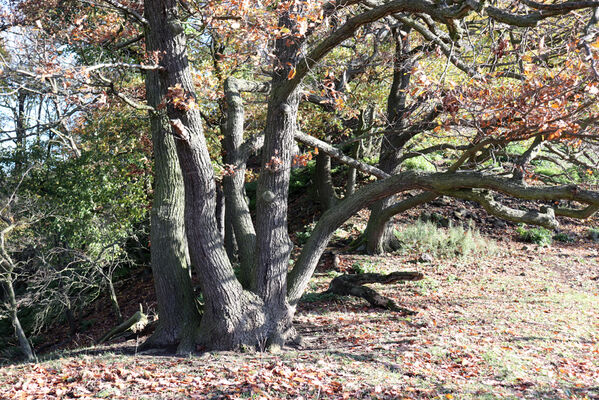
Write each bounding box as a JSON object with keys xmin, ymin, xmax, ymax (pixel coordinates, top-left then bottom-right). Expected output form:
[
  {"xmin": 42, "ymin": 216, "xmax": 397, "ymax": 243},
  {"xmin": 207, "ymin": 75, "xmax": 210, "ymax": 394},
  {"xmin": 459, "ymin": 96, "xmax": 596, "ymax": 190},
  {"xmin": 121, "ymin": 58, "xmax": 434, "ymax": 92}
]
[
  {"xmin": 403, "ymin": 156, "xmax": 435, "ymax": 172},
  {"xmin": 296, "ymin": 222, "xmax": 316, "ymax": 245},
  {"xmin": 351, "ymin": 260, "xmax": 379, "ymax": 274},
  {"xmin": 587, "ymin": 227, "xmax": 599, "ymax": 241},
  {"xmin": 516, "ymin": 226, "xmax": 553, "ymax": 246},
  {"xmin": 553, "ymin": 232, "xmax": 575, "ymax": 243},
  {"xmin": 394, "ymin": 220, "xmax": 497, "ymax": 259}
]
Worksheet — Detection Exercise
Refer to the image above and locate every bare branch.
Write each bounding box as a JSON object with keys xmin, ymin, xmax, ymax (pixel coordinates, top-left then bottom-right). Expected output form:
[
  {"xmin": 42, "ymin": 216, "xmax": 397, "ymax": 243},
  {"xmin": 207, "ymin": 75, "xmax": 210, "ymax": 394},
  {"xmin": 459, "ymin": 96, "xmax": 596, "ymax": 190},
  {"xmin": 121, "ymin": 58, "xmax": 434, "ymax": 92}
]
[{"xmin": 445, "ymin": 189, "xmax": 559, "ymax": 229}]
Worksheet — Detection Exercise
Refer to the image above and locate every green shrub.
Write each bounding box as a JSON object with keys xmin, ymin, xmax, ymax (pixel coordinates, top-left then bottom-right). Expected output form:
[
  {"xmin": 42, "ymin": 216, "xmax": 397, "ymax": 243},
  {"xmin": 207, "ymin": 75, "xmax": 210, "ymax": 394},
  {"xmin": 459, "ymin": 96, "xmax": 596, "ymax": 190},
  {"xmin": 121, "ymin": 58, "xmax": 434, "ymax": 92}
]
[
  {"xmin": 403, "ymin": 156, "xmax": 435, "ymax": 172},
  {"xmin": 516, "ymin": 226, "xmax": 552, "ymax": 246},
  {"xmin": 351, "ymin": 260, "xmax": 379, "ymax": 274},
  {"xmin": 553, "ymin": 232, "xmax": 575, "ymax": 243},
  {"xmin": 394, "ymin": 220, "xmax": 497, "ymax": 259},
  {"xmin": 296, "ymin": 222, "xmax": 316, "ymax": 245},
  {"xmin": 587, "ymin": 227, "xmax": 599, "ymax": 241}
]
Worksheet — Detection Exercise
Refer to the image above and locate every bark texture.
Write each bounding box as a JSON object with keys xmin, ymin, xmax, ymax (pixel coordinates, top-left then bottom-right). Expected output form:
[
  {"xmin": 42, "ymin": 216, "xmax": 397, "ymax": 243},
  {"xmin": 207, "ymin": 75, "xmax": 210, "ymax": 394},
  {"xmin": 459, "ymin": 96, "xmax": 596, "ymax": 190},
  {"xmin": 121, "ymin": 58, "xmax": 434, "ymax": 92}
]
[
  {"xmin": 145, "ymin": 0, "xmax": 276, "ymax": 351},
  {"xmin": 1, "ymin": 225, "xmax": 36, "ymax": 362},
  {"xmin": 142, "ymin": 14, "xmax": 200, "ymax": 350},
  {"xmin": 253, "ymin": 7, "xmax": 309, "ymax": 346},
  {"xmin": 222, "ymin": 78, "xmax": 266, "ymax": 288},
  {"xmin": 314, "ymin": 151, "xmax": 338, "ymax": 211},
  {"xmin": 326, "ymin": 271, "xmax": 423, "ymax": 313}
]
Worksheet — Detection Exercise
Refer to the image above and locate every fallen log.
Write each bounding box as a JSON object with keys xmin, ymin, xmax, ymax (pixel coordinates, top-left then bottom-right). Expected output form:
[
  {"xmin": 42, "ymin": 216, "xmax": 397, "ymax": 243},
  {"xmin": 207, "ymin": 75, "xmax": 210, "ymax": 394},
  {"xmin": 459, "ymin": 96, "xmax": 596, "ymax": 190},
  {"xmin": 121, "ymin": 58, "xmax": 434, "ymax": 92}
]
[
  {"xmin": 325, "ymin": 271, "xmax": 424, "ymax": 314},
  {"xmin": 98, "ymin": 305, "xmax": 149, "ymax": 345}
]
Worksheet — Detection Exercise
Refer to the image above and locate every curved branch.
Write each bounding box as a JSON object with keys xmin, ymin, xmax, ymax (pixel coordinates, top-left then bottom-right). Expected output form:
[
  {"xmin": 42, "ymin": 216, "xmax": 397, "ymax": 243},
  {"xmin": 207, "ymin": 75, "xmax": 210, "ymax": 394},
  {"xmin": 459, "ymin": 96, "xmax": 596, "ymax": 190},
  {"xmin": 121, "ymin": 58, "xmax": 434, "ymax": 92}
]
[
  {"xmin": 555, "ymin": 204, "xmax": 599, "ymax": 218},
  {"xmin": 287, "ymin": 170, "xmax": 599, "ymax": 305},
  {"xmin": 445, "ymin": 189, "xmax": 559, "ymax": 229}
]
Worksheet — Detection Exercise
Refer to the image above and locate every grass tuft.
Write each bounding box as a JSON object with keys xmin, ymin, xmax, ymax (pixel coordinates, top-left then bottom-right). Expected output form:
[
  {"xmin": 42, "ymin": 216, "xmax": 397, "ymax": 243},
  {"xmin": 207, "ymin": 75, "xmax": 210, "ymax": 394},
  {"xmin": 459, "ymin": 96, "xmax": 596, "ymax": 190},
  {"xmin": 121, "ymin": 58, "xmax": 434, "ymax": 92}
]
[{"xmin": 394, "ymin": 219, "xmax": 497, "ymax": 259}]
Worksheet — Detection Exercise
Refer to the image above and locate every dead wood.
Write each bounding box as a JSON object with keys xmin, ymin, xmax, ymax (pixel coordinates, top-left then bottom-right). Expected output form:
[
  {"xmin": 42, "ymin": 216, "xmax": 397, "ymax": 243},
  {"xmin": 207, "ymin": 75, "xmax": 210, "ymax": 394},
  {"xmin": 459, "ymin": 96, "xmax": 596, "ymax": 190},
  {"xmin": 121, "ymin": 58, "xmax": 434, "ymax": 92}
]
[
  {"xmin": 98, "ymin": 305, "xmax": 148, "ymax": 345},
  {"xmin": 325, "ymin": 271, "xmax": 423, "ymax": 314}
]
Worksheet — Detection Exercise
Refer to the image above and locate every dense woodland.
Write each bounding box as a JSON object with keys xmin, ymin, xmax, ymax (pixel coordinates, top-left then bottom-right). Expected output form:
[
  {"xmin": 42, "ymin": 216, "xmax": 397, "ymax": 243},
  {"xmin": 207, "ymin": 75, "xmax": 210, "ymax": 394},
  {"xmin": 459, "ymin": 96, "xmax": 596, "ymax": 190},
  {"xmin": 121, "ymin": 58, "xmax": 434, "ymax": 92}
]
[{"xmin": 0, "ymin": 0, "xmax": 599, "ymax": 397}]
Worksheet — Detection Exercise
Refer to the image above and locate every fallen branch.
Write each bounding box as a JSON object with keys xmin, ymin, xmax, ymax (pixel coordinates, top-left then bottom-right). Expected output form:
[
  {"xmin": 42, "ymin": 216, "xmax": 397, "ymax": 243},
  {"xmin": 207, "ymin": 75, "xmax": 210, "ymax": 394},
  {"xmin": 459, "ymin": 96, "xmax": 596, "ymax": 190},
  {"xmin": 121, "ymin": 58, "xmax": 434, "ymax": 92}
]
[
  {"xmin": 98, "ymin": 305, "xmax": 148, "ymax": 344},
  {"xmin": 325, "ymin": 271, "xmax": 424, "ymax": 314}
]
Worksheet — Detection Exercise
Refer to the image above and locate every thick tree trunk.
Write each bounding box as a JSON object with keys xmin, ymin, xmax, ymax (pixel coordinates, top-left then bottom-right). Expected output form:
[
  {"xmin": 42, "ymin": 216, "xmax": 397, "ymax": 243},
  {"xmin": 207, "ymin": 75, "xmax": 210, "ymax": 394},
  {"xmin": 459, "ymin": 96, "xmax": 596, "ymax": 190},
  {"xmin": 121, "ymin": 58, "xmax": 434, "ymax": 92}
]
[
  {"xmin": 253, "ymin": 7, "xmax": 309, "ymax": 347},
  {"xmin": 145, "ymin": 0, "xmax": 274, "ymax": 351},
  {"xmin": 142, "ymin": 11, "xmax": 201, "ymax": 350}
]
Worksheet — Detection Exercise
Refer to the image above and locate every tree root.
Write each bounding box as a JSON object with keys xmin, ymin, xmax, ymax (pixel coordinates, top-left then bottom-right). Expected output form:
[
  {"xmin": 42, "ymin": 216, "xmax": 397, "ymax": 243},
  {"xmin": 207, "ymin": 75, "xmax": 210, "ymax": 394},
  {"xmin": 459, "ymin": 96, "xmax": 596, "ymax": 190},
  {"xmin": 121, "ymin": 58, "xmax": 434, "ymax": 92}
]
[{"xmin": 325, "ymin": 271, "xmax": 424, "ymax": 314}]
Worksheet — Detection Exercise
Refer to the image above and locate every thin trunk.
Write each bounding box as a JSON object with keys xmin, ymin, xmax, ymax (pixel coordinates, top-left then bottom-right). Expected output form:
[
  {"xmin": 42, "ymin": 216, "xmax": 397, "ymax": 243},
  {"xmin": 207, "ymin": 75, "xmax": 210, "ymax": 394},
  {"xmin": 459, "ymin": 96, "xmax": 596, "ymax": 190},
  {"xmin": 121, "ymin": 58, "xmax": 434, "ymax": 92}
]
[
  {"xmin": 1, "ymin": 228, "xmax": 36, "ymax": 361},
  {"xmin": 14, "ymin": 91, "xmax": 27, "ymax": 175},
  {"xmin": 314, "ymin": 151, "xmax": 338, "ymax": 211},
  {"xmin": 6, "ymin": 281, "xmax": 36, "ymax": 361},
  {"xmin": 512, "ymin": 135, "xmax": 544, "ymax": 182},
  {"xmin": 216, "ymin": 181, "xmax": 226, "ymax": 237},
  {"xmin": 345, "ymin": 141, "xmax": 361, "ymax": 196},
  {"xmin": 142, "ymin": 10, "xmax": 201, "ymax": 350},
  {"xmin": 366, "ymin": 27, "xmax": 414, "ymax": 254},
  {"xmin": 224, "ymin": 215, "xmax": 238, "ymax": 264},
  {"xmin": 222, "ymin": 78, "xmax": 262, "ymax": 288},
  {"xmin": 107, "ymin": 277, "xmax": 122, "ymax": 322}
]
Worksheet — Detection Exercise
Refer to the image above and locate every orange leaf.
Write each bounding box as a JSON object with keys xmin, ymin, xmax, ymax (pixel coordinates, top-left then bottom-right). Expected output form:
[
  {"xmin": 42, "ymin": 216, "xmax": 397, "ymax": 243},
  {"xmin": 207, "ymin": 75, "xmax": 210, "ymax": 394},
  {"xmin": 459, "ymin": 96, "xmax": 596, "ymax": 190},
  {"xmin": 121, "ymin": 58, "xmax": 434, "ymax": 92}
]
[{"xmin": 287, "ymin": 67, "xmax": 296, "ymax": 80}]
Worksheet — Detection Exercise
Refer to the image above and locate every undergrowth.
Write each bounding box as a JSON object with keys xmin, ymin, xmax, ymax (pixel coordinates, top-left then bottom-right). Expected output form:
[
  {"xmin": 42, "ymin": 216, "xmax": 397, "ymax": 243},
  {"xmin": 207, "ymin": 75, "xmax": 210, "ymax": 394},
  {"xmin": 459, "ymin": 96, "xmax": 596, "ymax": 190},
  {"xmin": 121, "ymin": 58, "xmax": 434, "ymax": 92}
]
[
  {"xmin": 516, "ymin": 226, "xmax": 553, "ymax": 246},
  {"xmin": 393, "ymin": 220, "xmax": 497, "ymax": 259}
]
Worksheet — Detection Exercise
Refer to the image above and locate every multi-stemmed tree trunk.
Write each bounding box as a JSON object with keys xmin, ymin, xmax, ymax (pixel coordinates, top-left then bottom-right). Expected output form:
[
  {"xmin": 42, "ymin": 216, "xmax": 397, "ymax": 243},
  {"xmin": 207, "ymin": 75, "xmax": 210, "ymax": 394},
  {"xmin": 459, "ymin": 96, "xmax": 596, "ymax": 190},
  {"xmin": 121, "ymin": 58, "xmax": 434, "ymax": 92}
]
[
  {"xmin": 142, "ymin": 19, "xmax": 200, "ymax": 350},
  {"xmin": 141, "ymin": 0, "xmax": 599, "ymax": 353},
  {"xmin": 145, "ymin": 0, "xmax": 283, "ymax": 351}
]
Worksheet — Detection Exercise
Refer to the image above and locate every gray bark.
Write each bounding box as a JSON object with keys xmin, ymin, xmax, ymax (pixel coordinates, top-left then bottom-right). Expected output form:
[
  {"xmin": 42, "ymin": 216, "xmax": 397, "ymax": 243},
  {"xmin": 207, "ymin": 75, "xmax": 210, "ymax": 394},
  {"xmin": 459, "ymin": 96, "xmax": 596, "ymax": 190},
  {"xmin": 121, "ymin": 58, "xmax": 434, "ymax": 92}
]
[
  {"xmin": 365, "ymin": 27, "xmax": 414, "ymax": 254},
  {"xmin": 222, "ymin": 78, "xmax": 266, "ymax": 288},
  {"xmin": 512, "ymin": 135, "xmax": 544, "ymax": 182},
  {"xmin": 145, "ymin": 0, "xmax": 274, "ymax": 351},
  {"xmin": 253, "ymin": 6, "xmax": 311, "ymax": 346},
  {"xmin": 13, "ymin": 91, "xmax": 27, "ymax": 175},
  {"xmin": 142, "ymin": 10, "xmax": 201, "ymax": 350},
  {"xmin": 1, "ymin": 225, "xmax": 36, "ymax": 362},
  {"xmin": 345, "ymin": 141, "xmax": 360, "ymax": 196},
  {"xmin": 314, "ymin": 151, "xmax": 338, "ymax": 211},
  {"xmin": 287, "ymin": 170, "xmax": 599, "ymax": 306},
  {"xmin": 140, "ymin": 0, "xmax": 599, "ymax": 352}
]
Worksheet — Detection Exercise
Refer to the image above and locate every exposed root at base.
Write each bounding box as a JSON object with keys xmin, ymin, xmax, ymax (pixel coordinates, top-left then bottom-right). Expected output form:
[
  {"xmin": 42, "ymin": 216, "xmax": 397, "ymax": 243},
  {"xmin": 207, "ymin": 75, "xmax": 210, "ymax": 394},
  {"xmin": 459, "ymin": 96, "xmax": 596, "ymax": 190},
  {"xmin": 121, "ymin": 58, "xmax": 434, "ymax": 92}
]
[{"xmin": 325, "ymin": 271, "xmax": 424, "ymax": 314}]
